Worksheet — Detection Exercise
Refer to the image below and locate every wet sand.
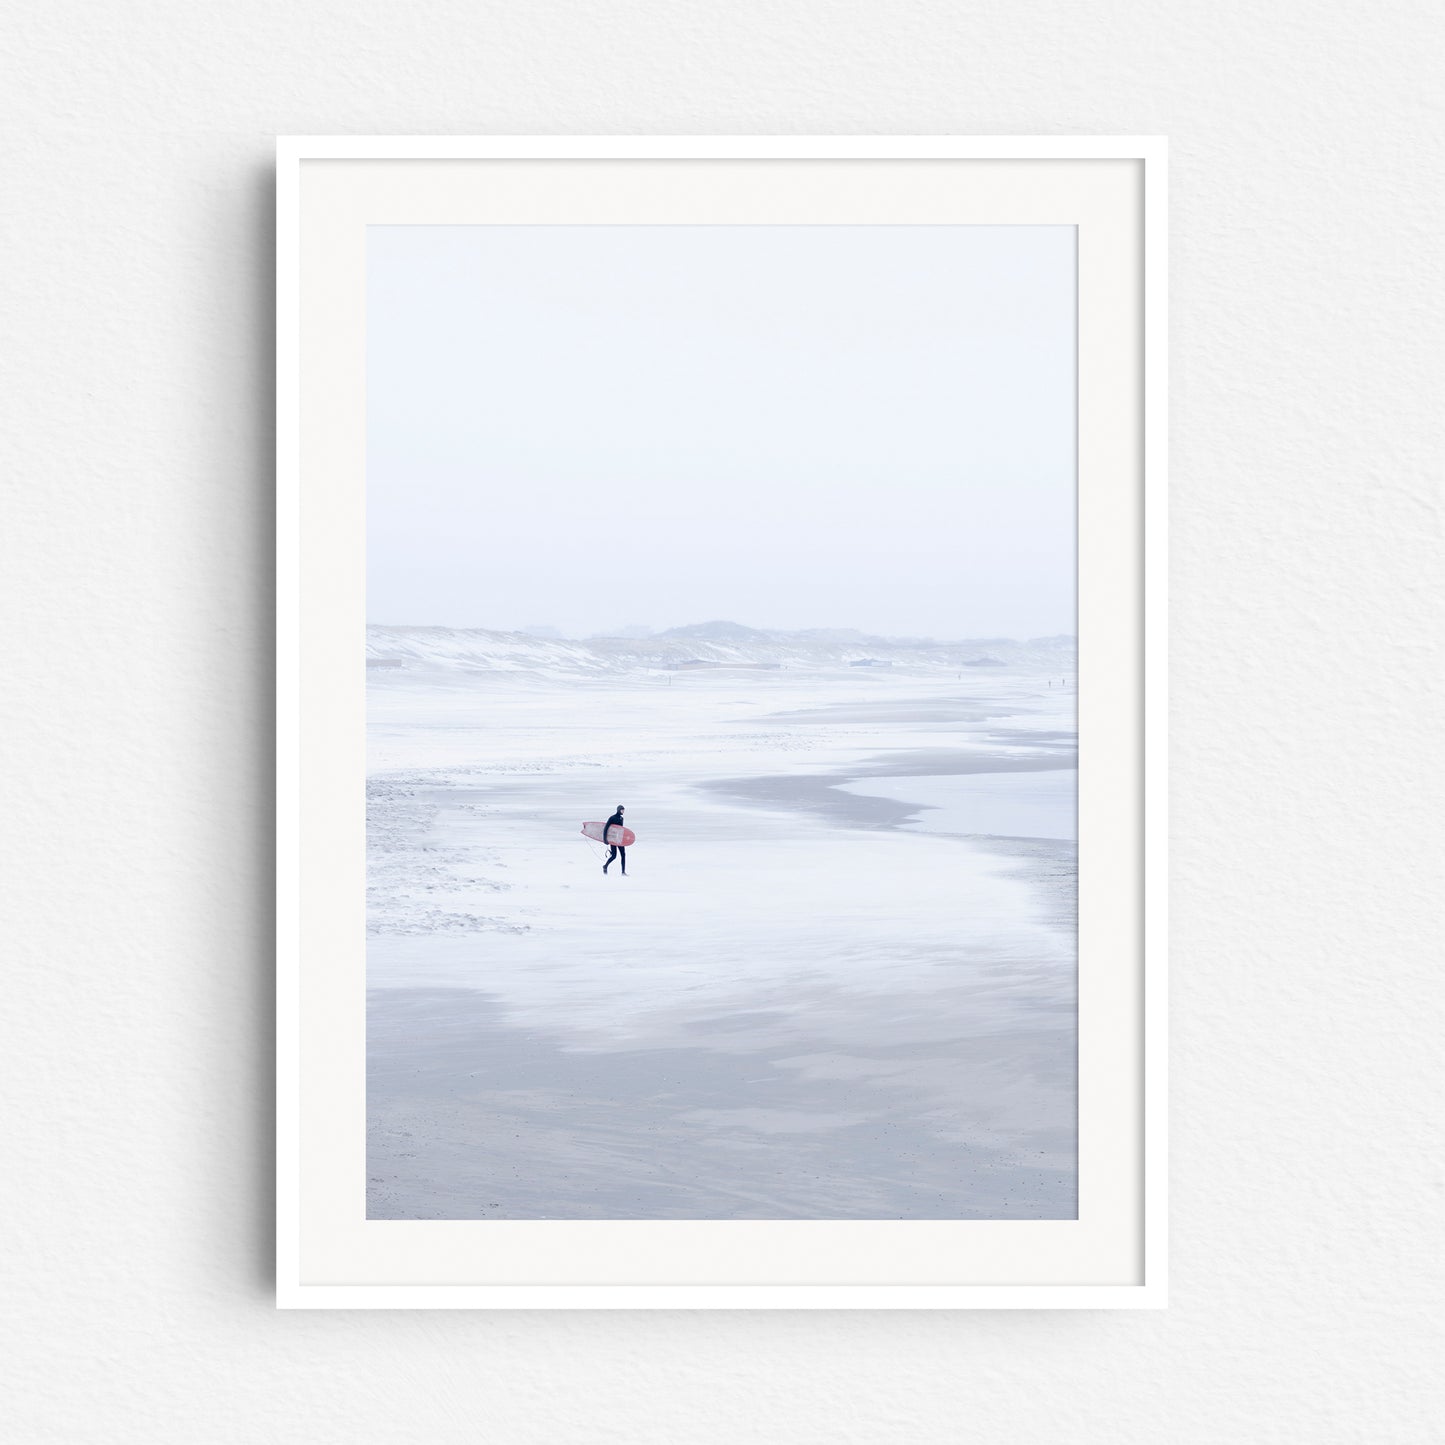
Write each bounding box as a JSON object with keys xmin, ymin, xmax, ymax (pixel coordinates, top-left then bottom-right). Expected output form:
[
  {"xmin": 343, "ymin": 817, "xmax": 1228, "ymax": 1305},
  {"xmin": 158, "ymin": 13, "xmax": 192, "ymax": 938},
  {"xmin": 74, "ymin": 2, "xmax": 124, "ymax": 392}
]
[{"xmin": 369, "ymin": 986, "xmax": 1075, "ymax": 1220}]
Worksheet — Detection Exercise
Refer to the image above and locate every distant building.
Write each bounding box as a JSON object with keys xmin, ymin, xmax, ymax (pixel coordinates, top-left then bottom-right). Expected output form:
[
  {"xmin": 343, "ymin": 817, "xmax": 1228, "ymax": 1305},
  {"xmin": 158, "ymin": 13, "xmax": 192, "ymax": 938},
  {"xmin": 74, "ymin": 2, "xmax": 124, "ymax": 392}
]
[{"xmin": 849, "ymin": 658, "xmax": 893, "ymax": 668}]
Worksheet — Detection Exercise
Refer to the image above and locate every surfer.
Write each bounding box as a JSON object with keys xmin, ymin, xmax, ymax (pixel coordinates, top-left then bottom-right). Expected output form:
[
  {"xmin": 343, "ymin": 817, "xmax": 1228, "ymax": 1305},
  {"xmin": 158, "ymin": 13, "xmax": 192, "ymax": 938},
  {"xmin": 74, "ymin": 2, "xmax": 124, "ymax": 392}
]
[{"xmin": 602, "ymin": 804, "xmax": 628, "ymax": 876}]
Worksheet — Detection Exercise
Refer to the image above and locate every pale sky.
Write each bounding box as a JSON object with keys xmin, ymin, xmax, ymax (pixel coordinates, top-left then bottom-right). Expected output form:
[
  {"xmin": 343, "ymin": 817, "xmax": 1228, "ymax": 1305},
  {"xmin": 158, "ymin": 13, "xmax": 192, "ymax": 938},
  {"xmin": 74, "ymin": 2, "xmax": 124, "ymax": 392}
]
[{"xmin": 367, "ymin": 224, "xmax": 1076, "ymax": 638}]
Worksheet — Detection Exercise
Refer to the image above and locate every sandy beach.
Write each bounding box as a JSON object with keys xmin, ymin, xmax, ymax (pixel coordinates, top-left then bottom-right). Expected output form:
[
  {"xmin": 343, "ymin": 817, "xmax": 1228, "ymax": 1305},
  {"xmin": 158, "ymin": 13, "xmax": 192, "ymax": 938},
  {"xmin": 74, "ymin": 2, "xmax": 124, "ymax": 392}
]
[{"xmin": 366, "ymin": 636, "xmax": 1077, "ymax": 1219}]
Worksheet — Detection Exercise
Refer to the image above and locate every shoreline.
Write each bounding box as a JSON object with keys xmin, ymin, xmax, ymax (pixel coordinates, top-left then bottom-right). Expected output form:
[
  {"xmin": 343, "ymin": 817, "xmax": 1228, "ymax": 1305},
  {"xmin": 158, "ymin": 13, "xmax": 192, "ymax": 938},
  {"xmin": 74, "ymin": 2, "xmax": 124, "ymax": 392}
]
[{"xmin": 699, "ymin": 746, "xmax": 1076, "ymax": 836}]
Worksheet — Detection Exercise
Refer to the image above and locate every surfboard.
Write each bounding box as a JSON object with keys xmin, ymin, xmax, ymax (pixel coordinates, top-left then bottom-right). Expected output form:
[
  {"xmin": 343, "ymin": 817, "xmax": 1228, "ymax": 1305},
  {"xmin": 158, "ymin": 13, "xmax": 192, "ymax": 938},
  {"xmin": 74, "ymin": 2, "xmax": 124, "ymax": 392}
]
[{"xmin": 581, "ymin": 821, "xmax": 635, "ymax": 846}]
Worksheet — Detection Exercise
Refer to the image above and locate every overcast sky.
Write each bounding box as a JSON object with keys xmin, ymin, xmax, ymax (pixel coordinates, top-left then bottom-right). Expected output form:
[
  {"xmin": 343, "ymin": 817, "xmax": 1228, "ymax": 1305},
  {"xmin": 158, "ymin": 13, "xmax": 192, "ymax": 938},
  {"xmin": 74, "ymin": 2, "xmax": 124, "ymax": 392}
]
[{"xmin": 367, "ymin": 224, "xmax": 1075, "ymax": 638}]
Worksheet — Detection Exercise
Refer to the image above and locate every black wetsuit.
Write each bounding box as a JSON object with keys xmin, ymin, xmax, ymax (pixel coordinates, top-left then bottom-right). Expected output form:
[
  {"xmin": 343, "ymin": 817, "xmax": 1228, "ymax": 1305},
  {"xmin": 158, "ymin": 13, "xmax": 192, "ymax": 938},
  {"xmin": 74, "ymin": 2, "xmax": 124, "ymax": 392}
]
[{"xmin": 602, "ymin": 810, "xmax": 626, "ymax": 873}]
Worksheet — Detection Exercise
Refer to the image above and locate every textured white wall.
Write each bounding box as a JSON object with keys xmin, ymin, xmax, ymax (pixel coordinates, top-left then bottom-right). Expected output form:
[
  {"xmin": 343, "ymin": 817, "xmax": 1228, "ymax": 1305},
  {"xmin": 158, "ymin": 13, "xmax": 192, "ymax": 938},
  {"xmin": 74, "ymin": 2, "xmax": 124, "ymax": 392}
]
[{"xmin": 2, "ymin": 1, "xmax": 1441, "ymax": 1439}]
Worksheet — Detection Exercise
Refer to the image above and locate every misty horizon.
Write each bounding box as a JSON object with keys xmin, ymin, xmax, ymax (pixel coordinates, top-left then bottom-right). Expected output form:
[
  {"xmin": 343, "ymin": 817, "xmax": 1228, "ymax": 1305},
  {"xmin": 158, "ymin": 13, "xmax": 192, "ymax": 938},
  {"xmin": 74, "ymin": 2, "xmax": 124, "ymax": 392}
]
[{"xmin": 368, "ymin": 224, "xmax": 1077, "ymax": 639}]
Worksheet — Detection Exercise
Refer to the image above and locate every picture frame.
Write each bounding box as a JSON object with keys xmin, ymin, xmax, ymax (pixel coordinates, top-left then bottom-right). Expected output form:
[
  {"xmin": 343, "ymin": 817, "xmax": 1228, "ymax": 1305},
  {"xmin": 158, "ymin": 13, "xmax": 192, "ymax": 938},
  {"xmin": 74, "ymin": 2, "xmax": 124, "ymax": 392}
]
[{"xmin": 277, "ymin": 135, "xmax": 1167, "ymax": 1308}]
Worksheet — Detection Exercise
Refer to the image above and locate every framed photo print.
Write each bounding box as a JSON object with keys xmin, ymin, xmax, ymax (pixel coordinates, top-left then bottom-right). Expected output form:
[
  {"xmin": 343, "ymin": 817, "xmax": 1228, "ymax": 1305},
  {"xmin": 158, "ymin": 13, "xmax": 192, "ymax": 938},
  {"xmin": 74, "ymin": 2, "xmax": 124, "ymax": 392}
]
[{"xmin": 277, "ymin": 136, "xmax": 1166, "ymax": 1307}]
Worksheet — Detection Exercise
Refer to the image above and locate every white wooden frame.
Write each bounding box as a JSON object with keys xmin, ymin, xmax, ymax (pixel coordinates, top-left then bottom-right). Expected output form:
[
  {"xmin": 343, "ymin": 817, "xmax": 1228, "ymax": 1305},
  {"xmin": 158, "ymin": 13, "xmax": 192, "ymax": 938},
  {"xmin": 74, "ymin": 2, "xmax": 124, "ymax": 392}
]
[{"xmin": 277, "ymin": 136, "xmax": 1167, "ymax": 1308}]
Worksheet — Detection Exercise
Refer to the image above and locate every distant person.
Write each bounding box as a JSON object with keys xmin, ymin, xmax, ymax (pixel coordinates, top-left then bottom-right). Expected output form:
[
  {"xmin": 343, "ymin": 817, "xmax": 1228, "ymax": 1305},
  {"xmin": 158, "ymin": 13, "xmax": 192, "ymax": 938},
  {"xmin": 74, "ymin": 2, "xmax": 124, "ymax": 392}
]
[{"xmin": 602, "ymin": 804, "xmax": 627, "ymax": 876}]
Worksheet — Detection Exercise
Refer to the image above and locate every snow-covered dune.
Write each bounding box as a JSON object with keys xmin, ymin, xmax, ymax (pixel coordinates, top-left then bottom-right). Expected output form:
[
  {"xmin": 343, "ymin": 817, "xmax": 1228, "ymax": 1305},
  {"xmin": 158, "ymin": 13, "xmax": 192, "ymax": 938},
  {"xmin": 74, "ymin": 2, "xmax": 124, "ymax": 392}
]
[{"xmin": 367, "ymin": 621, "xmax": 1077, "ymax": 678}]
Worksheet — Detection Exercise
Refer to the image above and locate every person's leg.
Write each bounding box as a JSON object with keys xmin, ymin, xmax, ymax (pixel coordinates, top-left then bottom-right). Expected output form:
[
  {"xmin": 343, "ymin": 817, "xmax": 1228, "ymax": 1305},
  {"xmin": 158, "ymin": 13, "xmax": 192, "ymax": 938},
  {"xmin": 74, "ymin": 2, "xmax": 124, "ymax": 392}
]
[
  {"xmin": 619, "ymin": 846, "xmax": 626, "ymax": 875},
  {"xmin": 603, "ymin": 845, "xmax": 616, "ymax": 873}
]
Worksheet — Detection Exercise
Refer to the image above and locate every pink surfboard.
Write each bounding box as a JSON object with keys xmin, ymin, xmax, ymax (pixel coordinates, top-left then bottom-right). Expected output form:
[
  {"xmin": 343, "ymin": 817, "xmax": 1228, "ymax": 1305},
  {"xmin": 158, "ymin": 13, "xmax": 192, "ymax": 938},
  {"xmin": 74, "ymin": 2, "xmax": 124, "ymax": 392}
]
[{"xmin": 582, "ymin": 821, "xmax": 635, "ymax": 846}]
